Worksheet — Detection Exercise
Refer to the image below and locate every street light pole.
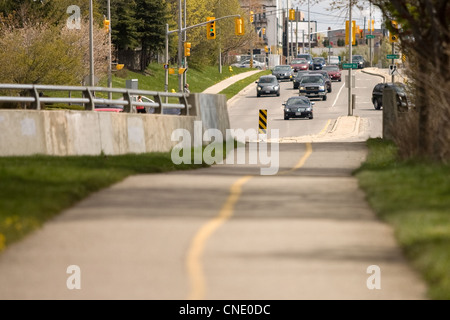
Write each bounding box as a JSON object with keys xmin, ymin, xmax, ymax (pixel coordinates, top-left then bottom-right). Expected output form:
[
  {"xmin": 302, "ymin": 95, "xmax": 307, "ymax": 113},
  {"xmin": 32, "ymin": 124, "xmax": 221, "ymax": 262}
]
[
  {"xmin": 107, "ymin": 0, "xmax": 112, "ymax": 99},
  {"xmin": 89, "ymin": 0, "xmax": 94, "ymax": 87},
  {"xmin": 369, "ymin": 2, "xmax": 373, "ymax": 67},
  {"xmin": 348, "ymin": 1, "xmax": 353, "ymax": 116},
  {"xmin": 177, "ymin": 0, "xmax": 183, "ymax": 92},
  {"xmin": 308, "ymin": 0, "xmax": 311, "ymax": 53}
]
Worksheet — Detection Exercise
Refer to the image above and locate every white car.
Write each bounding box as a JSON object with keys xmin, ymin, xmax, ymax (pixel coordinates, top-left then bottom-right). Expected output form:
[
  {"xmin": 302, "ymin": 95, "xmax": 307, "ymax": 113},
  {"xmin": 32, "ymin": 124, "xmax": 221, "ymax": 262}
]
[
  {"xmin": 232, "ymin": 59, "xmax": 266, "ymax": 69},
  {"xmin": 328, "ymin": 56, "xmax": 340, "ymax": 66}
]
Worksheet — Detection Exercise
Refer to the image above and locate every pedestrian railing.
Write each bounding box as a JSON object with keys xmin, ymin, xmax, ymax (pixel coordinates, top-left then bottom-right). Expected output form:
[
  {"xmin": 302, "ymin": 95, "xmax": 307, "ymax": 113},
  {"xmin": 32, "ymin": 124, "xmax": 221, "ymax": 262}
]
[{"xmin": 0, "ymin": 84, "xmax": 192, "ymax": 115}]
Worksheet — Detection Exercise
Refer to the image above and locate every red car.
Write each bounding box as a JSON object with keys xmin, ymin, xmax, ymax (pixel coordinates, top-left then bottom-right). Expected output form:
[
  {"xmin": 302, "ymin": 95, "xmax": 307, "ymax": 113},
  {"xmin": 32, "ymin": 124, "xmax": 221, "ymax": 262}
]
[
  {"xmin": 290, "ymin": 58, "xmax": 310, "ymax": 72},
  {"xmin": 323, "ymin": 65, "xmax": 342, "ymax": 82}
]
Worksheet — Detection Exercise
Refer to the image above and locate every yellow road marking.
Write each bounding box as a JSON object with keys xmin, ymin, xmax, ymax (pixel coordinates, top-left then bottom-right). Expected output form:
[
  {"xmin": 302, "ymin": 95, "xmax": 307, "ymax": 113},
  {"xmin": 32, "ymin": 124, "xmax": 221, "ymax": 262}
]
[
  {"xmin": 319, "ymin": 119, "xmax": 331, "ymax": 136},
  {"xmin": 290, "ymin": 142, "xmax": 313, "ymax": 171},
  {"xmin": 278, "ymin": 142, "xmax": 313, "ymax": 175},
  {"xmin": 186, "ymin": 175, "xmax": 252, "ymax": 300},
  {"xmin": 186, "ymin": 143, "xmax": 313, "ymax": 299}
]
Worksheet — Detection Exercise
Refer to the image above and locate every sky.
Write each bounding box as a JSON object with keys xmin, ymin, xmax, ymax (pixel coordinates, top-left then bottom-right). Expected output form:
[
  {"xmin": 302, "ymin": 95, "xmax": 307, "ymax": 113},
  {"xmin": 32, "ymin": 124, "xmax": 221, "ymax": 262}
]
[{"xmin": 285, "ymin": 0, "xmax": 384, "ymax": 33}]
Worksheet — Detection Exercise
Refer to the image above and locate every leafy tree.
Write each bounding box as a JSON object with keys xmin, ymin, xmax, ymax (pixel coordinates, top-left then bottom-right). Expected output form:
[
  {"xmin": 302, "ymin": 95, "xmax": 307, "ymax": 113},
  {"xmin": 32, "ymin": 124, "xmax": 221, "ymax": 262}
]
[
  {"xmin": 368, "ymin": 0, "xmax": 450, "ymax": 160},
  {"xmin": 0, "ymin": 18, "xmax": 109, "ymax": 87},
  {"xmin": 135, "ymin": 0, "xmax": 169, "ymax": 71},
  {"xmin": 109, "ymin": 0, "xmax": 140, "ymax": 50},
  {"xmin": 326, "ymin": 0, "xmax": 450, "ymax": 160}
]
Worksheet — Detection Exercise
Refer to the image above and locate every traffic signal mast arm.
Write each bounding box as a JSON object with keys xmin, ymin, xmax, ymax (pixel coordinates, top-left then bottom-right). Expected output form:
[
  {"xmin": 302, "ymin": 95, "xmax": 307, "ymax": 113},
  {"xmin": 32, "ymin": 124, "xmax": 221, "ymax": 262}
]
[{"xmin": 167, "ymin": 14, "xmax": 242, "ymax": 35}]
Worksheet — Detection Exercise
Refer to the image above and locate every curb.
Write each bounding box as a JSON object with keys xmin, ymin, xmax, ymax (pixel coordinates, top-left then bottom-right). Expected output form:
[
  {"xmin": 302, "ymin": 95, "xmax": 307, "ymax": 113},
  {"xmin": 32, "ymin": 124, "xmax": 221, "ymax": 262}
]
[{"xmin": 361, "ymin": 68, "xmax": 389, "ymax": 83}]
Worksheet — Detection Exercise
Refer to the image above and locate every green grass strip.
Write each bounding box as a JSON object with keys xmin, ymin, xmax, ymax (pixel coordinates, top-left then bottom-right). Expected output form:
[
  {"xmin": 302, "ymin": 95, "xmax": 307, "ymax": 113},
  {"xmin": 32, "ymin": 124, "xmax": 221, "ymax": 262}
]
[
  {"xmin": 355, "ymin": 138, "xmax": 450, "ymax": 300},
  {"xmin": 219, "ymin": 70, "xmax": 272, "ymax": 100},
  {"xmin": 0, "ymin": 153, "xmax": 209, "ymax": 251}
]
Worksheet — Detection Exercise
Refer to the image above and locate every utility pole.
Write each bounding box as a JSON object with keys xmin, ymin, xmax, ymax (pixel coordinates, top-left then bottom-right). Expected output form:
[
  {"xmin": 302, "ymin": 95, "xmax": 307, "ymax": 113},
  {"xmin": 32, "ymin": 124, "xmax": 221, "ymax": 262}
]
[
  {"xmin": 177, "ymin": 0, "xmax": 183, "ymax": 92},
  {"xmin": 302, "ymin": 30, "xmax": 305, "ymax": 53},
  {"xmin": 348, "ymin": 1, "xmax": 353, "ymax": 116},
  {"xmin": 296, "ymin": 7, "xmax": 299, "ymax": 57},
  {"xmin": 308, "ymin": 0, "xmax": 311, "ymax": 53},
  {"xmin": 107, "ymin": 0, "xmax": 112, "ymax": 99},
  {"xmin": 391, "ymin": 42, "xmax": 395, "ymax": 83},
  {"xmin": 165, "ymin": 23, "xmax": 169, "ymax": 103},
  {"xmin": 290, "ymin": 8, "xmax": 293, "ymax": 63},
  {"xmin": 89, "ymin": 0, "xmax": 94, "ymax": 87},
  {"xmin": 184, "ymin": 0, "xmax": 188, "ymax": 87},
  {"xmin": 249, "ymin": 0, "xmax": 253, "ymax": 68},
  {"xmin": 369, "ymin": 3, "xmax": 373, "ymax": 67}
]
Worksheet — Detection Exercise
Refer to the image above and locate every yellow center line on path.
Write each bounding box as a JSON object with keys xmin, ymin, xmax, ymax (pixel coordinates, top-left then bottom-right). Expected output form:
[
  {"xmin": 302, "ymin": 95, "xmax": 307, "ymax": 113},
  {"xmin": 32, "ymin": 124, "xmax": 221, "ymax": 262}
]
[
  {"xmin": 185, "ymin": 142, "xmax": 313, "ymax": 300},
  {"xmin": 186, "ymin": 175, "xmax": 252, "ymax": 300}
]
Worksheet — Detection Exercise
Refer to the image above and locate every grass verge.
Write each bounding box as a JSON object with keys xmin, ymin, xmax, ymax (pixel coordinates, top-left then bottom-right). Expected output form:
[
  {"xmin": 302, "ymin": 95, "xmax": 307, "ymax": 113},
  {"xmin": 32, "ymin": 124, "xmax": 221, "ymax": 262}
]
[
  {"xmin": 0, "ymin": 153, "xmax": 209, "ymax": 252},
  {"xmin": 219, "ymin": 69, "xmax": 272, "ymax": 100},
  {"xmin": 355, "ymin": 138, "xmax": 450, "ymax": 300}
]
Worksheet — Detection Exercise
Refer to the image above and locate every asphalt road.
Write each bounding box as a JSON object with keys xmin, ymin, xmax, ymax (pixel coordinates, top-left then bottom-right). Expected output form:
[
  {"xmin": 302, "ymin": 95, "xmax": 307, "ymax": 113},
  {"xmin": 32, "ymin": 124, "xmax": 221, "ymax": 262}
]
[
  {"xmin": 228, "ymin": 69, "xmax": 383, "ymax": 141},
  {"xmin": 0, "ymin": 70, "xmax": 427, "ymax": 300}
]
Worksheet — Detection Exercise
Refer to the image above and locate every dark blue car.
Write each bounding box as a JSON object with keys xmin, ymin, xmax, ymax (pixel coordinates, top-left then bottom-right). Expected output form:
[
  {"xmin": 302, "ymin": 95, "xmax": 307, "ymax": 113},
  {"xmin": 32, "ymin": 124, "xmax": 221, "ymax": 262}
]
[{"xmin": 312, "ymin": 57, "xmax": 326, "ymax": 70}]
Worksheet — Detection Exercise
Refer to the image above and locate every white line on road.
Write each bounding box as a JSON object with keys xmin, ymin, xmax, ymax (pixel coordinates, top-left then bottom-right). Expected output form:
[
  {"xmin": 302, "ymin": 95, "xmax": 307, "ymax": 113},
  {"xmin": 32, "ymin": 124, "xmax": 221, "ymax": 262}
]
[{"xmin": 332, "ymin": 81, "xmax": 346, "ymax": 108}]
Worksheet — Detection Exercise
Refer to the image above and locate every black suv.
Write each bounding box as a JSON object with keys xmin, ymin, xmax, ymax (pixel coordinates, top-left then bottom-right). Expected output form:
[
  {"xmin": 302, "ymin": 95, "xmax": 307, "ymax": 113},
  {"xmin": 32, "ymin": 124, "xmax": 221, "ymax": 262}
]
[
  {"xmin": 310, "ymin": 70, "xmax": 332, "ymax": 93},
  {"xmin": 352, "ymin": 55, "xmax": 365, "ymax": 69},
  {"xmin": 372, "ymin": 82, "xmax": 409, "ymax": 110},
  {"xmin": 293, "ymin": 71, "xmax": 310, "ymax": 89},
  {"xmin": 299, "ymin": 74, "xmax": 328, "ymax": 101}
]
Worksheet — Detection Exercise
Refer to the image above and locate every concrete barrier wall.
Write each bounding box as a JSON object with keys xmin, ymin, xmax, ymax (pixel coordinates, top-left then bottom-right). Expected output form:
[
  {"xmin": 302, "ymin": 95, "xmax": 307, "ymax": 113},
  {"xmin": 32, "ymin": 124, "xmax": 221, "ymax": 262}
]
[{"xmin": 0, "ymin": 93, "xmax": 229, "ymax": 156}]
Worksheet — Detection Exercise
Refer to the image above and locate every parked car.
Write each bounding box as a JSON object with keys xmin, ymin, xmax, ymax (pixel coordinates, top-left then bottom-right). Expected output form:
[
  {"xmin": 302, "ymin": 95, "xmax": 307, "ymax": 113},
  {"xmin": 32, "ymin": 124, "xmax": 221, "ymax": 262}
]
[
  {"xmin": 95, "ymin": 95, "xmax": 181, "ymax": 115},
  {"xmin": 299, "ymin": 74, "xmax": 328, "ymax": 101},
  {"xmin": 256, "ymin": 75, "xmax": 280, "ymax": 97},
  {"xmin": 232, "ymin": 59, "xmax": 266, "ymax": 69},
  {"xmin": 272, "ymin": 65, "xmax": 294, "ymax": 81},
  {"xmin": 312, "ymin": 57, "xmax": 327, "ymax": 70},
  {"xmin": 310, "ymin": 70, "xmax": 333, "ymax": 93},
  {"xmin": 323, "ymin": 65, "xmax": 342, "ymax": 82},
  {"xmin": 352, "ymin": 55, "xmax": 365, "ymax": 69},
  {"xmin": 292, "ymin": 71, "xmax": 310, "ymax": 89},
  {"xmin": 283, "ymin": 96, "xmax": 314, "ymax": 120},
  {"xmin": 372, "ymin": 82, "xmax": 409, "ymax": 111},
  {"xmin": 290, "ymin": 58, "xmax": 310, "ymax": 72},
  {"xmin": 297, "ymin": 54, "xmax": 313, "ymax": 70}
]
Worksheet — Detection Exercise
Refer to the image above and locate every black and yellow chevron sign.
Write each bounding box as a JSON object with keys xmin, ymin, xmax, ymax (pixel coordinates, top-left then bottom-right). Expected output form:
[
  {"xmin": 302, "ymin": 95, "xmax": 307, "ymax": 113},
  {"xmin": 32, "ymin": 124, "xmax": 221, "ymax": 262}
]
[{"xmin": 259, "ymin": 109, "xmax": 268, "ymax": 134}]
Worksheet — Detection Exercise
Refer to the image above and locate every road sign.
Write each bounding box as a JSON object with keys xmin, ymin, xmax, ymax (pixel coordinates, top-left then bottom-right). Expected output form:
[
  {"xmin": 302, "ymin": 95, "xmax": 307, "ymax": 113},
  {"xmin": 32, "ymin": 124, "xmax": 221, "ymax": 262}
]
[
  {"xmin": 366, "ymin": 34, "xmax": 375, "ymax": 39},
  {"xmin": 387, "ymin": 54, "xmax": 400, "ymax": 59},
  {"xmin": 389, "ymin": 64, "xmax": 398, "ymax": 75},
  {"xmin": 342, "ymin": 63, "xmax": 357, "ymax": 69},
  {"xmin": 259, "ymin": 109, "xmax": 267, "ymax": 134}
]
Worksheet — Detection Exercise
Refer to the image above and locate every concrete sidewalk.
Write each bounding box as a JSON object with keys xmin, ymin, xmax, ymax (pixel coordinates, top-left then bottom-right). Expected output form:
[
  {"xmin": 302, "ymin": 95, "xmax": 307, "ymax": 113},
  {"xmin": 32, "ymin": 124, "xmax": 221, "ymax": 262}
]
[
  {"xmin": 0, "ymin": 142, "xmax": 427, "ymax": 300},
  {"xmin": 202, "ymin": 70, "xmax": 261, "ymax": 94}
]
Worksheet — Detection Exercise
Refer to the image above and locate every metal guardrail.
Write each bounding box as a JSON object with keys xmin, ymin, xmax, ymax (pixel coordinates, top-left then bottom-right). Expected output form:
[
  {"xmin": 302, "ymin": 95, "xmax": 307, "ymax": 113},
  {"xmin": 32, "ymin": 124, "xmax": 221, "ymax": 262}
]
[{"xmin": 0, "ymin": 84, "xmax": 192, "ymax": 115}]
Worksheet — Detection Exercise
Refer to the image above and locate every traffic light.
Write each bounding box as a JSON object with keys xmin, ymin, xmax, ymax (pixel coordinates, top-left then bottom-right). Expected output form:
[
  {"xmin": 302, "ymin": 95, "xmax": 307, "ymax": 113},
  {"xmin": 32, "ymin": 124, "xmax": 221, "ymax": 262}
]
[
  {"xmin": 345, "ymin": 20, "xmax": 356, "ymax": 45},
  {"xmin": 289, "ymin": 9, "xmax": 295, "ymax": 21},
  {"xmin": 206, "ymin": 17, "xmax": 216, "ymax": 40},
  {"xmin": 371, "ymin": 19, "xmax": 375, "ymax": 32},
  {"xmin": 250, "ymin": 11, "xmax": 254, "ymax": 23},
  {"xmin": 264, "ymin": 45, "xmax": 269, "ymax": 53},
  {"xmin": 262, "ymin": 27, "xmax": 266, "ymax": 35},
  {"xmin": 389, "ymin": 20, "xmax": 399, "ymax": 43},
  {"xmin": 235, "ymin": 17, "xmax": 245, "ymax": 35},
  {"xmin": 184, "ymin": 42, "xmax": 191, "ymax": 56},
  {"xmin": 103, "ymin": 19, "xmax": 110, "ymax": 33}
]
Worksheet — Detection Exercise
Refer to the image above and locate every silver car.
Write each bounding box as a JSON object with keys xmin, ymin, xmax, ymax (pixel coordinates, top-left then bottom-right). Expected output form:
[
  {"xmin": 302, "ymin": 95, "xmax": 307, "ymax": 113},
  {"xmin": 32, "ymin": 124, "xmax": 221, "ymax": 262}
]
[{"xmin": 272, "ymin": 65, "xmax": 294, "ymax": 81}]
